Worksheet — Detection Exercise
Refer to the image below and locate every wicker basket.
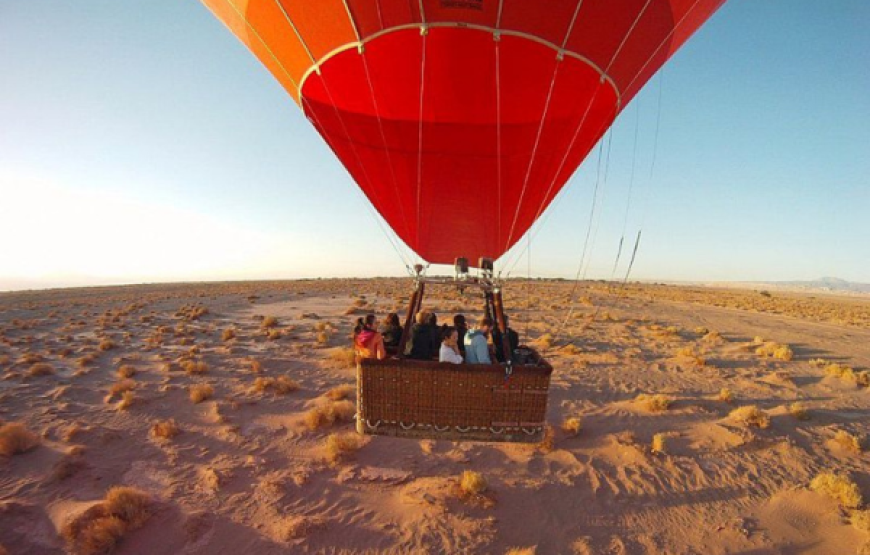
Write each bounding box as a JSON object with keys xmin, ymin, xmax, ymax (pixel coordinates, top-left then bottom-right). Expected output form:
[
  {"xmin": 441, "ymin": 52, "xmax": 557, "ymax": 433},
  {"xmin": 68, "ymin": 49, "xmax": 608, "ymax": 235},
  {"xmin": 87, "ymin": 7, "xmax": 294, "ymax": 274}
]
[{"xmin": 357, "ymin": 351, "xmax": 552, "ymax": 443}]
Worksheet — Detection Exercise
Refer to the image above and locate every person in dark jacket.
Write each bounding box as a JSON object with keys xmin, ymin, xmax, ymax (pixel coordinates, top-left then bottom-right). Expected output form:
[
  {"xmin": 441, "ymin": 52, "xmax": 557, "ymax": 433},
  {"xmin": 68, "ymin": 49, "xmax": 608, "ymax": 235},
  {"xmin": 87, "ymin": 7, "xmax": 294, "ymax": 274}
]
[
  {"xmin": 380, "ymin": 312, "xmax": 403, "ymax": 349},
  {"xmin": 453, "ymin": 314, "xmax": 468, "ymax": 356},
  {"xmin": 494, "ymin": 315, "xmax": 520, "ymax": 363},
  {"xmin": 407, "ymin": 311, "xmax": 440, "ymax": 360}
]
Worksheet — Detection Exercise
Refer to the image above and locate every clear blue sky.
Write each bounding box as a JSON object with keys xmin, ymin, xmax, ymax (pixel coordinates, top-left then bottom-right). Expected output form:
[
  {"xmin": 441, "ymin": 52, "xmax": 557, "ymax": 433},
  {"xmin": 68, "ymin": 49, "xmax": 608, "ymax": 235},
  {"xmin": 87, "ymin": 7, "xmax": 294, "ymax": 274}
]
[{"xmin": 1, "ymin": 0, "xmax": 867, "ymax": 291}]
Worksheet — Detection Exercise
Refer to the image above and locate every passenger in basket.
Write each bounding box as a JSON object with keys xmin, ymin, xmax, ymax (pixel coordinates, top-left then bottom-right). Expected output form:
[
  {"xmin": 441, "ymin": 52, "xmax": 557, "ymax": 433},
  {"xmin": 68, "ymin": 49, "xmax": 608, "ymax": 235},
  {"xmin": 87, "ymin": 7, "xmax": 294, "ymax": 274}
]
[
  {"xmin": 439, "ymin": 326, "xmax": 463, "ymax": 364},
  {"xmin": 453, "ymin": 314, "xmax": 468, "ymax": 356},
  {"xmin": 464, "ymin": 317, "xmax": 493, "ymax": 365},
  {"xmin": 494, "ymin": 315, "xmax": 520, "ymax": 363},
  {"xmin": 353, "ymin": 314, "xmax": 386, "ymax": 360},
  {"xmin": 380, "ymin": 312, "xmax": 403, "ymax": 349},
  {"xmin": 407, "ymin": 311, "xmax": 440, "ymax": 360}
]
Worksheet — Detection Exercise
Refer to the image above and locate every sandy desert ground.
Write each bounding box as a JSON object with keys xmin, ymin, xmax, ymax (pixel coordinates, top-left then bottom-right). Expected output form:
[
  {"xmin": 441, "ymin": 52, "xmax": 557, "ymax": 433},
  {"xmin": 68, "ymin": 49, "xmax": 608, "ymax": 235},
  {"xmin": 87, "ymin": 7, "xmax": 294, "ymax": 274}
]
[{"xmin": 0, "ymin": 278, "xmax": 868, "ymax": 554}]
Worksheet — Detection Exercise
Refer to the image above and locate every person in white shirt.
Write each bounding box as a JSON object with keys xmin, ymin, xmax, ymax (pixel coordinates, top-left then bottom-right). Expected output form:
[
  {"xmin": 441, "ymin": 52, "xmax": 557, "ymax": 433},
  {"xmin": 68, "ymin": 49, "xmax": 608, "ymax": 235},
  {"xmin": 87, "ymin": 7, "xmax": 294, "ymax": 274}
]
[{"xmin": 438, "ymin": 326, "xmax": 463, "ymax": 364}]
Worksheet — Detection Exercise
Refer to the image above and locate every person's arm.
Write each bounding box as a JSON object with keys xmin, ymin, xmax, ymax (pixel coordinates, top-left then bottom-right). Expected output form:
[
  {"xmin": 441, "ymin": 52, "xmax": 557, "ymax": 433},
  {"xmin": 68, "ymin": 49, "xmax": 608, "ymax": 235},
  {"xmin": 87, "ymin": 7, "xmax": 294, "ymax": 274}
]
[{"xmin": 474, "ymin": 336, "xmax": 491, "ymax": 364}]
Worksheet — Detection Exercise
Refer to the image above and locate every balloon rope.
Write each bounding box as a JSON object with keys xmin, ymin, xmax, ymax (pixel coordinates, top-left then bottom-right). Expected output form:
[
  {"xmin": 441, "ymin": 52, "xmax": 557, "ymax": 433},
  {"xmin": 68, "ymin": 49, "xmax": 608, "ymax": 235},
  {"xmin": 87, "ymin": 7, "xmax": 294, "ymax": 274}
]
[
  {"xmin": 495, "ymin": 38, "xmax": 503, "ymax": 250},
  {"xmin": 415, "ymin": 31, "xmax": 427, "ymax": 262},
  {"xmin": 609, "ymin": 101, "xmax": 641, "ymax": 281}
]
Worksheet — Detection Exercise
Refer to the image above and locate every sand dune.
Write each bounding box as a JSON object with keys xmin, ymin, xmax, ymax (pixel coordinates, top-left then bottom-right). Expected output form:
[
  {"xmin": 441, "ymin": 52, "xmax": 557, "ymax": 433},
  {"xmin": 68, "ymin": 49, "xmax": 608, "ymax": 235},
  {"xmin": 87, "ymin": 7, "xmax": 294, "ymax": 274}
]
[{"xmin": 0, "ymin": 279, "xmax": 868, "ymax": 554}]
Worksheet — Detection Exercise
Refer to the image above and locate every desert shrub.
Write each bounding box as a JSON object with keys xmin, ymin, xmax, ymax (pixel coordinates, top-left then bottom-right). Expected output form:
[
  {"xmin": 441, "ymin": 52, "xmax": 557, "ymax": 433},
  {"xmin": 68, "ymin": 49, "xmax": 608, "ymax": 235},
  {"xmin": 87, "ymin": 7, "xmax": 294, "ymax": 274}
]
[
  {"xmin": 316, "ymin": 331, "xmax": 330, "ymax": 345},
  {"xmin": 325, "ymin": 432, "xmax": 363, "ymax": 464},
  {"xmin": 189, "ymin": 384, "xmax": 214, "ymax": 404},
  {"xmin": 62, "ymin": 486, "xmax": 152, "ymax": 555},
  {"xmin": 78, "ymin": 353, "xmax": 98, "ymax": 368},
  {"xmin": 182, "ymin": 360, "xmax": 208, "ymax": 375},
  {"xmin": 150, "ymin": 419, "xmax": 180, "ymax": 440},
  {"xmin": 651, "ymin": 433, "xmax": 667, "ymax": 454},
  {"xmin": 676, "ymin": 346, "xmax": 696, "ymax": 358},
  {"xmin": 304, "ymin": 400, "xmax": 356, "ymax": 430},
  {"xmin": 755, "ymin": 342, "xmax": 793, "ymax": 361},
  {"xmin": 0, "ymin": 422, "xmax": 40, "ymax": 456},
  {"xmin": 825, "ymin": 363, "xmax": 870, "ymax": 387},
  {"xmin": 252, "ymin": 376, "xmax": 300, "ymax": 395},
  {"xmin": 716, "ymin": 388, "xmax": 734, "ymax": 403},
  {"xmin": 505, "ymin": 548, "xmax": 536, "ymax": 555},
  {"xmin": 221, "ymin": 328, "xmax": 236, "ymax": 341},
  {"xmin": 28, "ymin": 362, "xmax": 55, "ymax": 377},
  {"xmin": 808, "ymin": 358, "xmax": 829, "ymax": 367},
  {"xmin": 248, "ymin": 359, "xmax": 262, "ymax": 373},
  {"xmin": 788, "ymin": 402, "xmax": 810, "ymax": 420},
  {"xmin": 324, "ymin": 384, "xmax": 355, "ymax": 401},
  {"xmin": 327, "ymin": 347, "xmax": 357, "ymax": 368},
  {"xmin": 117, "ymin": 365, "xmax": 136, "ymax": 379},
  {"xmin": 117, "ymin": 391, "xmax": 136, "ymax": 411},
  {"xmin": 534, "ymin": 333, "xmax": 554, "ymax": 349},
  {"xmin": 635, "ymin": 394, "xmax": 672, "ymax": 412},
  {"xmin": 460, "ymin": 470, "xmax": 487, "ymax": 496},
  {"xmin": 833, "ymin": 430, "xmax": 864, "ymax": 454},
  {"xmin": 99, "ymin": 338, "xmax": 115, "ymax": 351},
  {"xmin": 810, "ymin": 473, "xmax": 863, "ymax": 509},
  {"xmin": 106, "ymin": 379, "xmax": 136, "ymax": 402},
  {"xmin": 267, "ymin": 329, "xmax": 281, "ymax": 340},
  {"xmin": 694, "ymin": 326, "xmax": 709, "ymax": 335},
  {"xmin": 852, "ymin": 510, "xmax": 870, "ymax": 532},
  {"xmin": 261, "ymin": 316, "xmax": 279, "ymax": 329},
  {"xmin": 562, "ymin": 417, "xmax": 582, "ymax": 435},
  {"xmin": 729, "ymin": 405, "xmax": 770, "ymax": 428}
]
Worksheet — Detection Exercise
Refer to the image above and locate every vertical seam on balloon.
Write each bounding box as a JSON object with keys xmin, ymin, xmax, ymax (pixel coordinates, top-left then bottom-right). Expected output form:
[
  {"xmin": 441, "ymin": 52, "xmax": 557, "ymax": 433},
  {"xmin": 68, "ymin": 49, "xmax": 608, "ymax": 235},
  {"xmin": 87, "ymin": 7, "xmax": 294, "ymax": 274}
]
[
  {"xmin": 360, "ymin": 51, "xmax": 413, "ymax": 247},
  {"xmin": 218, "ymin": 0, "xmax": 300, "ymax": 96},
  {"xmin": 560, "ymin": 0, "xmax": 584, "ymax": 50},
  {"xmin": 273, "ymin": 0, "xmax": 318, "ymax": 69},
  {"xmin": 415, "ymin": 32, "xmax": 427, "ymax": 258},
  {"xmin": 495, "ymin": 38, "xmax": 502, "ymax": 255},
  {"xmin": 418, "ymin": 0, "xmax": 427, "ymax": 25},
  {"xmin": 604, "ymin": 0, "xmax": 654, "ymax": 109},
  {"xmin": 495, "ymin": 0, "xmax": 504, "ymax": 29},
  {"xmin": 341, "ymin": 0, "xmax": 362, "ymax": 42},
  {"xmin": 622, "ymin": 0, "xmax": 706, "ymax": 99}
]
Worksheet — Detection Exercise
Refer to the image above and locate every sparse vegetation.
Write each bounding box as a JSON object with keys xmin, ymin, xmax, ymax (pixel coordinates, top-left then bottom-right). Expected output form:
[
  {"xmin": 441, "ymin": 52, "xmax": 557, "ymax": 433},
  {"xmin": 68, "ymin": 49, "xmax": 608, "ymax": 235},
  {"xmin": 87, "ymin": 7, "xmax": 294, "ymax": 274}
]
[
  {"xmin": 261, "ymin": 316, "xmax": 279, "ymax": 329},
  {"xmin": 150, "ymin": 419, "xmax": 180, "ymax": 440},
  {"xmin": 788, "ymin": 402, "xmax": 810, "ymax": 420},
  {"xmin": 825, "ymin": 363, "xmax": 869, "ymax": 387},
  {"xmin": 755, "ymin": 342, "xmax": 794, "ymax": 361},
  {"xmin": 635, "ymin": 394, "xmax": 672, "ymax": 412},
  {"xmin": 810, "ymin": 472, "xmax": 863, "ymax": 509},
  {"xmin": 651, "ymin": 433, "xmax": 667, "ymax": 454},
  {"xmin": 327, "ymin": 347, "xmax": 357, "ymax": 368},
  {"xmin": 729, "ymin": 405, "xmax": 770, "ymax": 428},
  {"xmin": 304, "ymin": 400, "xmax": 356, "ymax": 429},
  {"xmin": 325, "ymin": 432, "xmax": 363, "ymax": 464},
  {"xmin": 116, "ymin": 391, "xmax": 136, "ymax": 411},
  {"xmin": 252, "ymin": 376, "xmax": 300, "ymax": 395},
  {"xmin": 189, "ymin": 384, "xmax": 214, "ymax": 404},
  {"xmin": 324, "ymin": 384, "xmax": 355, "ymax": 401},
  {"xmin": 0, "ymin": 422, "xmax": 40, "ymax": 457},
  {"xmin": 716, "ymin": 388, "xmax": 734, "ymax": 403},
  {"xmin": 460, "ymin": 470, "xmax": 487, "ymax": 496},
  {"xmin": 221, "ymin": 328, "xmax": 236, "ymax": 341},
  {"xmin": 562, "ymin": 417, "xmax": 582, "ymax": 435},
  {"xmin": 27, "ymin": 362, "xmax": 55, "ymax": 377},
  {"xmin": 106, "ymin": 379, "xmax": 136, "ymax": 403},
  {"xmin": 833, "ymin": 430, "xmax": 864, "ymax": 454},
  {"xmin": 61, "ymin": 486, "xmax": 152, "ymax": 555},
  {"xmin": 182, "ymin": 360, "xmax": 208, "ymax": 375},
  {"xmin": 117, "ymin": 365, "xmax": 136, "ymax": 379}
]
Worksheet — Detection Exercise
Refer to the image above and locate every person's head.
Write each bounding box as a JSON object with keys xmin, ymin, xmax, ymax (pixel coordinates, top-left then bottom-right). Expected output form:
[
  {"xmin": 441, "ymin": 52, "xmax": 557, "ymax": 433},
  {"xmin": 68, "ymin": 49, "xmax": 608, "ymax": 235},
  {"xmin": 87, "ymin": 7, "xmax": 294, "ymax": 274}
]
[
  {"xmin": 415, "ymin": 311, "xmax": 429, "ymax": 325},
  {"xmin": 441, "ymin": 326, "xmax": 458, "ymax": 345},
  {"xmin": 477, "ymin": 316, "xmax": 493, "ymax": 334},
  {"xmin": 427, "ymin": 312, "xmax": 437, "ymax": 326},
  {"xmin": 453, "ymin": 314, "xmax": 466, "ymax": 328},
  {"xmin": 386, "ymin": 312, "xmax": 400, "ymax": 327},
  {"xmin": 355, "ymin": 314, "xmax": 376, "ymax": 335}
]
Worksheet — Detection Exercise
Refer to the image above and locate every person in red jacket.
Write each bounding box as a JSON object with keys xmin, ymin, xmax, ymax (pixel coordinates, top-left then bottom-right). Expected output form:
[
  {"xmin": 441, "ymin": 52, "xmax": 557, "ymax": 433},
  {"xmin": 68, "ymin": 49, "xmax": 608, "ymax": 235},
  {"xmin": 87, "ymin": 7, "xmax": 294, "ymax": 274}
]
[{"xmin": 353, "ymin": 314, "xmax": 386, "ymax": 361}]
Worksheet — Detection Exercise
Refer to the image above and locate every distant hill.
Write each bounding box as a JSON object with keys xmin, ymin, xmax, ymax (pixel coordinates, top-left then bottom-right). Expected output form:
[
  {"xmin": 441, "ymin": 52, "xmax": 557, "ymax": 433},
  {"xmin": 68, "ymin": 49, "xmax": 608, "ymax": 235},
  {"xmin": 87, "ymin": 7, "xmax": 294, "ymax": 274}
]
[{"xmin": 704, "ymin": 277, "xmax": 870, "ymax": 295}]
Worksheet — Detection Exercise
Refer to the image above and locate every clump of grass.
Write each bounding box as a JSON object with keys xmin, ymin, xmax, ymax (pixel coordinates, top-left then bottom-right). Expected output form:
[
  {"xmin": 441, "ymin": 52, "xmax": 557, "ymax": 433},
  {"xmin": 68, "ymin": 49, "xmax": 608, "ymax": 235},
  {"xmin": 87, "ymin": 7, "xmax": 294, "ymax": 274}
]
[
  {"xmin": 852, "ymin": 510, "xmax": 870, "ymax": 532},
  {"xmin": 788, "ymin": 402, "xmax": 810, "ymax": 420},
  {"xmin": 651, "ymin": 433, "xmax": 667, "ymax": 454},
  {"xmin": 28, "ymin": 362, "xmax": 55, "ymax": 377},
  {"xmin": 635, "ymin": 394, "xmax": 672, "ymax": 412},
  {"xmin": 0, "ymin": 422, "xmax": 40, "ymax": 457},
  {"xmin": 150, "ymin": 419, "xmax": 180, "ymax": 440},
  {"xmin": 248, "ymin": 359, "xmax": 262, "ymax": 373},
  {"xmin": 534, "ymin": 333, "xmax": 554, "ymax": 349},
  {"xmin": 825, "ymin": 363, "xmax": 869, "ymax": 387},
  {"xmin": 324, "ymin": 384, "xmax": 355, "ymax": 401},
  {"xmin": 729, "ymin": 405, "xmax": 770, "ymax": 428},
  {"xmin": 117, "ymin": 365, "xmax": 136, "ymax": 379},
  {"xmin": 267, "ymin": 329, "xmax": 282, "ymax": 341},
  {"xmin": 189, "ymin": 384, "xmax": 214, "ymax": 404},
  {"xmin": 182, "ymin": 360, "xmax": 208, "ymax": 375},
  {"xmin": 505, "ymin": 548, "xmax": 536, "ymax": 555},
  {"xmin": 327, "ymin": 347, "xmax": 357, "ymax": 368},
  {"xmin": 98, "ymin": 338, "xmax": 116, "ymax": 351},
  {"xmin": 460, "ymin": 470, "xmax": 487, "ymax": 496},
  {"xmin": 325, "ymin": 432, "xmax": 363, "ymax": 464},
  {"xmin": 252, "ymin": 376, "xmax": 301, "ymax": 395},
  {"xmin": 716, "ymin": 388, "xmax": 734, "ymax": 403},
  {"xmin": 261, "ymin": 316, "xmax": 279, "ymax": 329},
  {"xmin": 809, "ymin": 358, "xmax": 829, "ymax": 367},
  {"xmin": 810, "ymin": 472, "xmax": 863, "ymax": 509},
  {"xmin": 755, "ymin": 342, "xmax": 793, "ymax": 361},
  {"xmin": 694, "ymin": 326, "xmax": 710, "ymax": 335},
  {"xmin": 105, "ymin": 379, "xmax": 136, "ymax": 403},
  {"xmin": 61, "ymin": 486, "xmax": 152, "ymax": 555},
  {"xmin": 315, "ymin": 331, "xmax": 330, "ymax": 346},
  {"xmin": 304, "ymin": 400, "xmax": 356, "ymax": 430},
  {"xmin": 562, "ymin": 417, "xmax": 582, "ymax": 436},
  {"xmin": 116, "ymin": 391, "xmax": 136, "ymax": 411},
  {"xmin": 676, "ymin": 346, "xmax": 696, "ymax": 358},
  {"xmin": 833, "ymin": 430, "xmax": 864, "ymax": 454},
  {"xmin": 221, "ymin": 328, "xmax": 236, "ymax": 341}
]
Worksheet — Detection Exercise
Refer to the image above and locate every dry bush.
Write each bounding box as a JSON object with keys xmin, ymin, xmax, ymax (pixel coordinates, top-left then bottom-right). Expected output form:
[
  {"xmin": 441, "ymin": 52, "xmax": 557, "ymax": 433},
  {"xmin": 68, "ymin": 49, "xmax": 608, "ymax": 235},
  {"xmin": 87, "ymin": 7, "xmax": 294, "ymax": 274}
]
[
  {"xmin": 221, "ymin": 328, "xmax": 236, "ymax": 341},
  {"xmin": 28, "ymin": 362, "xmax": 55, "ymax": 377},
  {"xmin": 755, "ymin": 342, "xmax": 793, "ymax": 361},
  {"xmin": 327, "ymin": 347, "xmax": 357, "ymax": 368},
  {"xmin": 106, "ymin": 379, "xmax": 136, "ymax": 403},
  {"xmin": 182, "ymin": 360, "xmax": 208, "ymax": 375},
  {"xmin": 538, "ymin": 424, "xmax": 556, "ymax": 453},
  {"xmin": 562, "ymin": 417, "xmax": 582, "ymax": 435},
  {"xmin": 694, "ymin": 326, "xmax": 710, "ymax": 335},
  {"xmin": 460, "ymin": 470, "xmax": 487, "ymax": 496},
  {"xmin": 325, "ymin": 432, "xmax": 363, "ymax": 464},
  {"xmin": 189, "ymin": 384, "xmax": 214, "ymax": 404},
  {"xmin": 117, "ymin": 391, "xmax": 136, "ymax": 411},
  {"xmin": 62, "ymin": 486, "xmax": 152, "ymax": 555},
  {"xmin": 716, "ymin": 388, "xmax": 734, "ymax": 403},
  {"xmin": 315, "ymin": 331, "xmax": 330, "ymax": 346},
  {"xmin": 833, "ymin": 430, "xmax": 864, "ymax": 454},
  {"xmin": 651, "ymin": 433, "xmax": 667, "ymax": 454},
  {"xmin": 505, "ymin": 548, "xmax": 536, "ymax": 555},
  {"xmin": 324, "ymin": 384, "xmax": 355, "ymax": 401},
  {"xmin": 99, "ymin": 338, "xmax": 116, "ymax": 351},
  {"xmin": 261, "ymin": 316, "xmax": 279, "ymax": 329},
  {"xmin": 729, "ymin": 405, "xmax": 770, "ymax": 429},
  {"xmin": 150, "ymin": 419, "xmax": 180, "ymax": 440},
  {"xmin": 78, "ymin": 353, "xmax": 98, "ymax": 368},
  {"xmin": 267, "ymin": 329, "xmax": 282, "ymax": 341},
  {"xmin": 116, "ymin": 365, "xmax": 136, "ymax": 379},
  {"xmin": 852, "ymin": 510, "xmax": 870, "ymax": 532},
  {"xmin": 675, "ymin": 346, "xmax": 696, "ymax": 358},
  {"xmin": 825, "ymin": 363, "xmax": 869, "ymax": 387},
  {"xmin": 635, "ymin": 394, "xmax": 672, "ymax": 412},
  {"xmin": 789, "ymin": 402, "xmax": 810, "ymax": 420},
  {"xmin": 0, "ymin": 422, "xmax": 40, "ymax": 456},
  {"xmin": 534, "ymin": 333, "xmax": 554, "ymax": 349},
  {"xmin": 810, "ymin": 473, "xmax": 863, "ymax": 509},
  {"xmin": 21, "ymin": 351, "xmax": 44, "ymax": 364},
  {"xmin": 559, "ymin": 344, "xmax": 582, "ymax": 356},
  {"xmin": 809, "ymin": 358, "xmax": 829, "ymax": 367},
  {"xmin": 304, "ymin": 400, "xmax": 356, "ymax": 430},
  {"xmin": 252, "ymin": 376, "xmax": 301, "ymax": 395},
  {"xmin": 248, "ymin": 359, "xmax": 262, "ymax": 373}
]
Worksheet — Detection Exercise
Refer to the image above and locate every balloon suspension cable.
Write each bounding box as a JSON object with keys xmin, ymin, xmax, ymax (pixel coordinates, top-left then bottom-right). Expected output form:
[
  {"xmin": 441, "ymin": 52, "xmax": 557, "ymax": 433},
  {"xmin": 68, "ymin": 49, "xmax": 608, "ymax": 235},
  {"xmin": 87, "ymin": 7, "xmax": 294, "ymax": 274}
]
[{"xmin": 609, "ymin": 101, "xmax": 641, "ymax": 282}]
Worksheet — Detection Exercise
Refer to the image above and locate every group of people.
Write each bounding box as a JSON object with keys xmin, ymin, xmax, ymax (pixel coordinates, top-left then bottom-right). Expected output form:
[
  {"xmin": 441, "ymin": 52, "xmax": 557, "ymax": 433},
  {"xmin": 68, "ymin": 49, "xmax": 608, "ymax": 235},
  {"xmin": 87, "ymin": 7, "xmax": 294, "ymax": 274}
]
[{"xmin": 352, "ymin": 311, "xmax": 519, "ymax": 365}]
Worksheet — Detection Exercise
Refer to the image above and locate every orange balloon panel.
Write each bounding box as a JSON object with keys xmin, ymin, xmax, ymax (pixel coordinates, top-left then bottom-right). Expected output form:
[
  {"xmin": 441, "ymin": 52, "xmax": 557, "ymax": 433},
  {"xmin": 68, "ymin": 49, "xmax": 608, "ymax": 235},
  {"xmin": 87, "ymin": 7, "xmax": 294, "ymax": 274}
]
[{"xmin": 200, "ymin": 0, "xmax": 726, "ymax": 265}]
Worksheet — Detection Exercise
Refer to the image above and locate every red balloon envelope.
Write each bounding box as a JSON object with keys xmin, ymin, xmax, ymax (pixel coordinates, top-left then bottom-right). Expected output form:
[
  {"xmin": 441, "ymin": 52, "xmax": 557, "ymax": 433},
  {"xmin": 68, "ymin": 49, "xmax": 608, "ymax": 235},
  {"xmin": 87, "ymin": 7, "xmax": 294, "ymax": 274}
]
[{"xmin": 201, "ymin": 0, "xmax": 726, "ymax": 265}]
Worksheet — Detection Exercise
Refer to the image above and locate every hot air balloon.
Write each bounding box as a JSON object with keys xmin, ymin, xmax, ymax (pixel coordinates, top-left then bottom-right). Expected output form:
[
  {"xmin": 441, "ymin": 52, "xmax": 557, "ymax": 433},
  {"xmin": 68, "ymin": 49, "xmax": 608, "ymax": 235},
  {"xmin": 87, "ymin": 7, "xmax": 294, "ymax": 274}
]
[{"xmin": 200, "ymin": 0, "xmax": 727, "ymax": 442}]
